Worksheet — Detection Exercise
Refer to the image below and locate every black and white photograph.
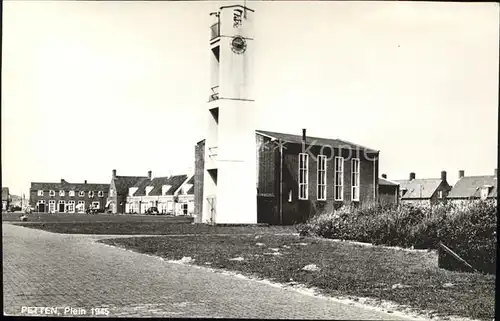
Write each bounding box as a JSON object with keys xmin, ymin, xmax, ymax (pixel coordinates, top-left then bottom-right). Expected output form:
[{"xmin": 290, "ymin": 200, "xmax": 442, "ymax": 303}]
[{"xmin": 2, "ymin": 0, "xmax": 498, "ymax": 319}]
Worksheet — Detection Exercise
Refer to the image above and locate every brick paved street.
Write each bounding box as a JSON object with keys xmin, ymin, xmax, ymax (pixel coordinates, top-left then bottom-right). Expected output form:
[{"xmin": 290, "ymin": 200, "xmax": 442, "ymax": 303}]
[{"xmin": 3, "ymin": 223, "xmax": 417, "ymax": 319}]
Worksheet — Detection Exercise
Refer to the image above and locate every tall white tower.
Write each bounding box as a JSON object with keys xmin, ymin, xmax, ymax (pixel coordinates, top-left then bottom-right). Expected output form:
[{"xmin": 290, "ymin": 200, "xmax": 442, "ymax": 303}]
[{"xmin": 202, "ymin": 2, "xmax": 257, "ymax": 224}]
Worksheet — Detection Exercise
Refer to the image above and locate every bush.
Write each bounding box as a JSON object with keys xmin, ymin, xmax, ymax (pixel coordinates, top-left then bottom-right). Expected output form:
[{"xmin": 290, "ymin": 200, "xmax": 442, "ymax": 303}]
[{"xmin": 297, "ymin": 200, "xmax": 497, "ymax": 274}]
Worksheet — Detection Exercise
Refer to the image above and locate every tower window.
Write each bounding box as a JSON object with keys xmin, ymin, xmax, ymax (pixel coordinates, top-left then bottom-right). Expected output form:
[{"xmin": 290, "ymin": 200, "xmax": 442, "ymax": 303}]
[
  {"xmin": 334, "ymin": 157, "xmax": 344, "ymax": 201},
  {"xmin": 298, "ymin": 153, "xmax": 309, "ymax": 200}
]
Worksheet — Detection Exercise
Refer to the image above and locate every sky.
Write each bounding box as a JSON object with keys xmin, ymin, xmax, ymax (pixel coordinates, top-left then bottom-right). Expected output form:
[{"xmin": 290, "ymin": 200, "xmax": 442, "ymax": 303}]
[{"xmin": 2, "ymin": 0, "xmax": 499, "ymax": 197}]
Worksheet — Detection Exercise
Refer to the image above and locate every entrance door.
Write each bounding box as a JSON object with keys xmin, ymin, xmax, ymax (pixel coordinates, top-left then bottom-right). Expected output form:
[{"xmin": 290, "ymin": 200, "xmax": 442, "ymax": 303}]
[
  {"xmin": 206, "ymin": 196, "xmax": 216, "ymax": 224},
  {"xmin": 38, "ymin": 203, "xmax": 45, "ymax": 213},
  {"xmin": 59, "ymin": 202, "xmax": 65, "ymax": 213}
]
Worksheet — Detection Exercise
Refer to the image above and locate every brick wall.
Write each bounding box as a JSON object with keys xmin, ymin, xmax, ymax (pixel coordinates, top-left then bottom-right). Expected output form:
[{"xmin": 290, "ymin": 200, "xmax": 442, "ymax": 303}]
[
  {"xmin": 276, "ymin": 143, "xmax": 379, "ymax": 224},
  {"xmin": 194, "ymin": 139, "xmax": 205, "ymax": 222},
  {"xmin": 379, "ymin": 185, "xmax": 399, "ymax": 205},
  {"xmin": 256, "ymin": 135, "xmax": 276, "ymax": 195}
]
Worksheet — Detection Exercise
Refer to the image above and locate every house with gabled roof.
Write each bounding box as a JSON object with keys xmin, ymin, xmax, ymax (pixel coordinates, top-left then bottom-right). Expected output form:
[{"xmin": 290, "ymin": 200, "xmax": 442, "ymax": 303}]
[
  {"xmin": 125, "ymin": 173, "xmax": 194, "ymax": 215},
  {"xmin": 30, "ymin": 179, "xmax": 109, "ymax": 213},
  {"xmin": 107, "ymin": 169, "xmax": 149, "ymax": 214},
  {"xmin": 195, "ymin": 128, "xmax": 380, "ymax": 225},
  {"xmin": 393, "ymin": 171, "xmax": 452, "ymax": 206},
  {"xmin": 378, "ymin": 174, "xmax": 400, "ymax": 206},
  {"xmin": 2, "ymin": 187, "xmax": 11, "ymax": 211},
  {"xmin": 447, "ymin": 169, "xmax": 497, "ymax": 203}
]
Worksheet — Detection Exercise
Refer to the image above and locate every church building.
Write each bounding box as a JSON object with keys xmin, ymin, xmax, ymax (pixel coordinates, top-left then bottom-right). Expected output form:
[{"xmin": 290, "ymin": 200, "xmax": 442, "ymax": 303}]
[{"xmin": 194, "ymin": 2, "xmax": 380, "ymax": 225}]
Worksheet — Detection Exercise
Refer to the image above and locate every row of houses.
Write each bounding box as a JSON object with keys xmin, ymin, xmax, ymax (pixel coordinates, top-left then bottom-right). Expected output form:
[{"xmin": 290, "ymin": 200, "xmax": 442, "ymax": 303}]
[
  {"xmin": 378, "ymin": 169, "xmax": 498, "ymax": 206},
  {"xmin": 28, "ymin": 170, "xmax": 195, "ymax": 215}
]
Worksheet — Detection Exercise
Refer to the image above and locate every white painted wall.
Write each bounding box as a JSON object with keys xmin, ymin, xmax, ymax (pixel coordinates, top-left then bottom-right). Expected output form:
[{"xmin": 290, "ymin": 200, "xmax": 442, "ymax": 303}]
[{"xmin": 202, "ymin": 4, "xmax": 257, "ymax": 224}]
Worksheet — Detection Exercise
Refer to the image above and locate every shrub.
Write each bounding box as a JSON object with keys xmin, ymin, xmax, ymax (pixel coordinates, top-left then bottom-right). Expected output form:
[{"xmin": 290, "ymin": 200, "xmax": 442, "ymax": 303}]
[{"xmin": 297, "ymin": 200, "xmax": 497, "ymax": 274}]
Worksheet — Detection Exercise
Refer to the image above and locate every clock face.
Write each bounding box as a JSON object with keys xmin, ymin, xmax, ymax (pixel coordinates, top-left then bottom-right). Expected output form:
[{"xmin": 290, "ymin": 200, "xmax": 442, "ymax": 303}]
[{"xmin": 231, "ymin": 36, "xmax": 247, "ymax": 54}]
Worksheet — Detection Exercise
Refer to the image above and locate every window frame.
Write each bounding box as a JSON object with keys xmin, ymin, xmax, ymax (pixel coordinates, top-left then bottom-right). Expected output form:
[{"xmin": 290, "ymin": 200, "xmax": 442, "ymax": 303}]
[
  {"xmin": 317, "ymin": 154, "xmax": 327, "ymax": 201},
  {"xmin": 79, "ymin": 191, "xmax": 85, "ymax": 197},
  {"xmin": 298, "ymin": 153, "xmax": 309, "ymax": 200},
  {"xmin": 351, "ymin": 158, "xmax": 360, "ymax": 201},
  {"xmin": 49, "ymin": 190, "xmax": 55, "ymax": 197},
  {"xmin": 88, "ymin": 191, "xmax": 95, "ymax": 198},
  {"xmin": 334, "ymin": 156, "xmax": 344, "ymax": 201},
  {"xmin": 37, "ymin": 190, "xmax": 44, "ymax": 196},
  {"xmin": 59, "ymin": 190, "xmax": 65, "ymax": 197},
  {"xmin": 98, "ymin": 191, "xmax": 104, "ymax": 197}
]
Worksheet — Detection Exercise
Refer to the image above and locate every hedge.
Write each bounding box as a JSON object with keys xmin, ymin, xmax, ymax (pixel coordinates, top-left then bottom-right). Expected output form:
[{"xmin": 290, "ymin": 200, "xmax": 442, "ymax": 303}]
[{"xmin": 296, "ymin": 200, "xmax": 497, "ymax": 274}]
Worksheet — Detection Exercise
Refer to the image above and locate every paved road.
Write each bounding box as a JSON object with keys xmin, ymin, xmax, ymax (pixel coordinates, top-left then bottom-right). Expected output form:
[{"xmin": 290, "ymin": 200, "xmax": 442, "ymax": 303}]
[{"xmin": 3, "ymin": 223, "xmax": 416, "ymax": 319}]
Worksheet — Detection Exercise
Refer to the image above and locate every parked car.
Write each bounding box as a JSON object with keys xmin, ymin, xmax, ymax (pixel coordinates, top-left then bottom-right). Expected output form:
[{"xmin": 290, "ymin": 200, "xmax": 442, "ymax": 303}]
[
  {"xmin": 8, "ymin": 205, "xmax": 22, "ymax": 212},
  {"xmin": 146, "ymin": 207, "xmax": 159, "ymax": 215}
]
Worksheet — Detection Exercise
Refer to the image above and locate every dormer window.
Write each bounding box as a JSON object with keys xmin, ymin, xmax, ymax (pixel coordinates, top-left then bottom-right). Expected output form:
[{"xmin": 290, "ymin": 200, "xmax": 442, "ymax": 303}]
[
  {"xmin": 59, "ymin": 190, "xmax": 65, "ymax": 197},
  {"xmin": 69, "ymin": 190, "xmax": 75, "ymax": 197},
  {"xmin": 128, "ymin": 187, "xmax": 138, "ymax": 196},
  {"xmin": 182, "ymin": 184, "xmax": 193, "ymax": 195},
  {"xmin": 89, "ymin": 191, "xmax": 94, "ymax": 198},
  {"xmin": 38, "ymin": 190, "xmax": 44, "ymax": 196},
  {"xmin": 49, "ymin": 190, "xmax": 55, "ymax": 197},
  {"xmin": 480, "ymin": 185, "xmax": 493, "ymax": 200},
  {"xmin": 145, "ymin": 186, "xmax": 154, "ymax": 196},
  {"xmin": 162, "ymin": 185, "xmax": 172, "ymax": 196},
  {"xmin": 98, "ymin": 191, "xmax": 104, "ymax": 197},
  {"xmin": 79, "ymin": 191, "xmax": 85, "ymax": 197}
]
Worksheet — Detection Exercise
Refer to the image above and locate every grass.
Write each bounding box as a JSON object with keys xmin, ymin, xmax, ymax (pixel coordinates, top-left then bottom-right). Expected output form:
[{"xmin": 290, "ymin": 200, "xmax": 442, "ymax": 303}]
[
  {"xmin": 2, "ymin": 212, "xmax": 193, "ymax": 223},
  {"xmin": 100, "ymin": 234, "xmax": 495, "ymax": 320},
  {"xmin": 11, "ymin": 221, "xmax": 296, "ymax": 235}
]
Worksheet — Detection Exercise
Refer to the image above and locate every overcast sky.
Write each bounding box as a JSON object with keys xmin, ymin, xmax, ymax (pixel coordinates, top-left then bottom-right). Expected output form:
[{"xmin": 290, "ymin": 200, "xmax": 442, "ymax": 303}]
[{"xmin": 2, "ymin": 1, "xmax": 498, "ymax": 196}]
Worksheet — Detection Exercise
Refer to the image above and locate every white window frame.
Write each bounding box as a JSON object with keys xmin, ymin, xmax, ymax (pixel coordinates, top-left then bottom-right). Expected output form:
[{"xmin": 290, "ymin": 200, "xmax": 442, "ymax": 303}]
[
  {"xmin": 69, "ymin": 190, "xmax": 75, "ymax": 197},
  {"xmin": 58, "ymin": 200, "xmax": 65, "ymax": 213},
  {"xmin": 48, "ymin": 200, "xmax": 56, "ymax": 213},
  {"xmin": 38, "ymin": 190, "xmax": 44, "ymax": 196},
  {"xmin": 92, "ymin": 201, "xmax": 100, "ymax": 209},
  {"xmin": 334, "ymin": 157, "xmax": 344, "ymax": 201},
  {"xmin": 77, "ymin": 201, "xmax": 85, "ymax": 213},
  {"xmin": 317, "ymin": 155, "xmax": 327, "ymax": 201},
  {"xmin": 98, "ymin": 191, "xmax": 104, "ymax": 197},
  {"xmin": 298, "ymin": 153, "xmax": 309, "ymax": 200},
  {"xmin": 59, "ymin": 190, "xmax": 65, "ymax": 197},
  {"xmin": 79, "ymin": 191, "xmax": 85, "ymax": 197},
  {"xmin": 352, "ymin": 158, "xmax": 360, "ymax": 201},
  {"xmin": 49, "ymin": 190, "xmax": 55, "ymax": 197},
  {"xmin": 88, "ymin": 191, "xmax": 94, "ymax": 198},
  {"xmin": 66, "ymin": 200, "xmax": 75, "ymax": 213},
  {"xmin": 438, "ymin": 190, "xmax": 443, "ymax": 199}
]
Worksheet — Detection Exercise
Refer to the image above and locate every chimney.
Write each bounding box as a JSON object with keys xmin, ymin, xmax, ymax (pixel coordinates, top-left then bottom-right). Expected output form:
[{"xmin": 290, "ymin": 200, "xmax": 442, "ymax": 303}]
[
  {"xmin": 61, "ymin": 179, "xmax": 65, "ymax": 183},
  {"xmin": 84, "ymin": 180, "xmax": 87, "ymax": 184},
  {"xmin": 382, "ymin": 174, "xmax": 387, "ymax": 179},
  {"xmin": 409, "ymin": 172, "xmax": 415, "ymax": 181},
  {"xmin": 302, "ymin": 128, "xmax": 307, "ymax": 144},
  {"xmin": 441, "ymin": 170, "xmax": 447, "ymax": 182},
  {"xmin": 112, "ymin": 169, "xmax": 117, "ymax": 179},
  {"xmin": 148, "ymin": 170, "xmax": 152, "ymax": 179},
  {"xmin": 458, "ymin": 170, "xmax": 465, "ymax": 179}
]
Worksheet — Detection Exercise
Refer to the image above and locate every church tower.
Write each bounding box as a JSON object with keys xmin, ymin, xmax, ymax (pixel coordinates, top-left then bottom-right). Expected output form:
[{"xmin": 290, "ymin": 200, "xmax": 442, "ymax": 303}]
[{"xmin": 202, "ymin": 2, "xmax": 257, "ymax": 224}]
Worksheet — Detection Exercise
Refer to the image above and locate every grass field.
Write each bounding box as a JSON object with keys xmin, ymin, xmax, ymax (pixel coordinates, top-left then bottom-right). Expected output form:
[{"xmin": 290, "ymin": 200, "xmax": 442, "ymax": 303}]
[
  {"xmin": 9, "ymin": 220, "xmax": 296, "ymax": 235},
  {"xmin": 101, "ymin": 234, "xmax": 495, "ymax": 321},
  {"xmin": 2, "ymin": 212, "xmax": 193, "ymax": 224}
]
